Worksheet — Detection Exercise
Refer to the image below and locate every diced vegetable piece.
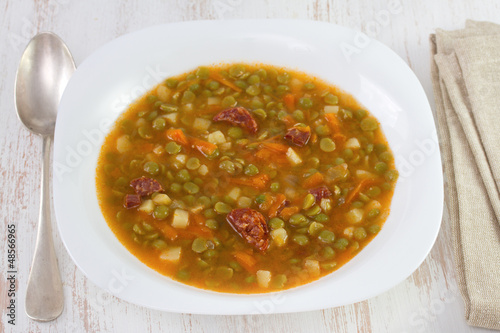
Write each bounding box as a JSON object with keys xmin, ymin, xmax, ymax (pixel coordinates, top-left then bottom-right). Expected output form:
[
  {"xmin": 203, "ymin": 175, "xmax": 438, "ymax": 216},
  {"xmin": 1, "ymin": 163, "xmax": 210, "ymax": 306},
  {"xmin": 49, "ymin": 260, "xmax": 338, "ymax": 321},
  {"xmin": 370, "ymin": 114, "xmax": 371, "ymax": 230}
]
[
  {"xmin": 153, "ymin": 193, "xmax": 172, "ymax": 206},
  {"xmin": 164, "ymin": 113, "xmax": 178, "ymax": 124},
  {"xmin": 193, "ymin": 118, "xmax": 211, "ymax": 131},
  {"xmin": 304, "ymin": 259, "xmax": 320, "ymax": 276},
  {"xmin": 270, "ymin": 228, "xmax": 288, "ymax": 247},
  {"xmin": 198, "ymin": 164, "xmax": 209, "ymax": 176},
  {"xmin": 345, "ymin": 138, "xmax": 361, "ymax": 149},
  {"xmin": 157, "ymin": 85, "xmax": 171, "ymax": 102},
  {"xmin": 159, "ymin": 247, "xmax": 181, "ymax": 263},
  {"xmin": 175, "ymin": 154, "xmax": 187, "ymax": 165},
  {"xmin": 207, "ymin": 130, "xmax": 226, "ymax": 144},
  {"xmin": 344, "ymin": 226, "xmax": 354, "ymax": 238},
  {"xmin": 356, "ymin": 170, "xmax": 376, "ymax": 179},
  {"xmin": 227, "ymin": 187, "xmax": 241, "ymax": 201},
  {"xmin": 207, "ymin": 97, "xmax": 221, "ymax": 105},
  {"xmin": 116, "ymin": 135, "xmax": 132, "ymax": 153},
  {"xmin": 345, "ymin": 208, "xmax": 364, "ymax": 224},
  {"xmin": 234, "ymin": 251, "xmax": 257, "ymax": 273},
  {"xmin": 138, "ymin": 199, "xmax": 154, "ymax": 214},
  {"xmin": 324, "ymin": 105, "xmax": 340, "ymax": 114},
  {"xmin": 166, "ymin": 128, "xmax": 189, "ymax": 146},
  {"xmin": 256, "ymin": 270, "xmax": 272, "ymax": 288},
  {"xmin": 286, "ymin": 147, "xmax": 302, "ymax": 165},
  {"xmin": 172, "ymin": 209, "xmax": 190, "ymax": 229}
]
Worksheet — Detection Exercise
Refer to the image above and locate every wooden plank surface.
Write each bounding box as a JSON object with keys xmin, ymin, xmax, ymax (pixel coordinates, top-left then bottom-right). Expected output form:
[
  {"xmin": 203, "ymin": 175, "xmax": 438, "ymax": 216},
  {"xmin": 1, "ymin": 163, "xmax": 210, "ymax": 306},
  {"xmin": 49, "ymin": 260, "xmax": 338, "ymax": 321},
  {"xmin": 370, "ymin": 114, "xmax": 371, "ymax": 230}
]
[{"xmin": 1, "ymin": 0, "xmax": 499, "ymax": 332}]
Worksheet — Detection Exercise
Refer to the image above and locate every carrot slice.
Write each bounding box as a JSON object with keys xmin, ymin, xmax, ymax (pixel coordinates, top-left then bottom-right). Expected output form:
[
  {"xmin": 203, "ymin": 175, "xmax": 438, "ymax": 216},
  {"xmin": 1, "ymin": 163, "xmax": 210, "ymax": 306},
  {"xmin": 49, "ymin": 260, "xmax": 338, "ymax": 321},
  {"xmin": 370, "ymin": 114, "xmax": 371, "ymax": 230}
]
[
  {"xmin": 325, "ymin": 113, "xmax": 341, "ymax": 133},
  {"xmin": 344, "ymin": 178, "xmax": 378, "ymax": 205},
  {"xmin": 283, "ymin": 93, "xmax": 295, "ymax": 111},
  {"xmin": 282, "ymin": 115, "xmax": 295, "ymax": 127},
  {"xmin": 230, "ymin": 174, "xmax": 270, "ymax": 190},
  {"xmin": 191, "ymin": 213, "xmax": 206, "ymax": 226},
  {"xmin": 177, "ymin": 225, "xmax": 214, "ymax": 240},
  {"xmin": 191, "ymin": 138, "xmax": 218, "ymax": 157},
  {"xmin": 302, "ymin": 172, "xmax": 324, "ymax": 189},
  {"xmin": 166, "ymin": 128, "xmax": 189, "ymax": 146},
  {"xmin": 268, "ymin": 194, "xmax": 287, "ymax": 218},
  {"xmin": 233, "ymin": 251, "xmax": 257, "ymax": 273},
  {"xmin": 259, "ymin": 142, "xmax": 289, "ymax": 153},
  {"xmin": 209, "ymin": 72, "xmax": 242, "ymax": 92},
  {"xmin": 279, "ymin": 206, "xmax": 300, "ymax": 220},
  {"xmin": 152, "ymin": 221, "xmax": 178, "ymax": 241}
]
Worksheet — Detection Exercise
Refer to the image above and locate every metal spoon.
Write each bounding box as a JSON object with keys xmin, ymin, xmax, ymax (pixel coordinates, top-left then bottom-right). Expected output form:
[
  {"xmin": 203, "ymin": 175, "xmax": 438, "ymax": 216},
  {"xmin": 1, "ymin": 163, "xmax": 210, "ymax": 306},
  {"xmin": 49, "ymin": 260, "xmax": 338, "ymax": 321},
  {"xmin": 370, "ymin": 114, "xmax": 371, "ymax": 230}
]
[{"xmin": 15, "ymin": 32, "xmax": 75, "ymax": 321}]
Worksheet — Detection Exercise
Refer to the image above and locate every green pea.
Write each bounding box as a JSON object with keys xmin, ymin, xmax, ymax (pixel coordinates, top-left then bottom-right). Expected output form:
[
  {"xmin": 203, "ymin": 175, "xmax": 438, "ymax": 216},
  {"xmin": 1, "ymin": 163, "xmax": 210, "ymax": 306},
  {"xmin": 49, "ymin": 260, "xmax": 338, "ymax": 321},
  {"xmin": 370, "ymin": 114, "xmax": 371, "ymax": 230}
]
[
  {"xmin": 292, "ymin": 234, "xmax": 309, "ymax": 246},
  {"xmin": 159, "ymin": 104, "xmax": 178, "ymax": 113},
  {"xmin": 196, "ymin": 66, "xmax": 210, "ymax": 79},
  {"xmin": 251, "ymin": 98, "xmax": 264, "ymax": 109},
  {"xmin": 298, "ymin": 97, "xmax": 313, "ymax": 109},
  {"xmin": 321, "ymin": 262, "xmax": 338, "ymax": 270},
  {"xmin": 214, "ymin": 202, "xmax": 232, "ymax": 214},
  {"xmin": 303, "ymin": 82, "xmax": 315, "ymax": 90},
  {"xmin": 255, "ymin": 194, "xmax": 267, "ymax": 204},
  {"xmin": 215, "ymin": 266, "xmax": 234, "ymax": 281},
  {"xmin": 316, "ymin": 125, "xmax": 331, "ymax": 136},
  {"xmin": 189, "ymin": 83, "xmax": 201, "ymax": 93},
  {"xmin": 221, "ymin": 95, "xmax": 237, "ymax": 108},
  {"xmin": 165, "ymin": 141, "xmax": 182, "ymax": 154},
  {"xmin": 152, "ymin": 117, "xmax": 166, "ymax": 130},
  {"xmin": 314, "ymin": 214, "xmax": 329, "ymax": 222},
  {"xmin": 204, "ymin": 208, "xmax": 217, "ymax": 219},
  {"xmin": 138, "ymin": 126, "xmax": 152, "ymax": 139},
  {"xmin": 186, "ymin": 157, "xmax": 200, "ymax": 170},
  {"xmin": 270, "ymin": 182, "xmax": 280, "ymax": 192},
  {"xmin": 289, "ymin": 214, "xmax": 307, "ymax": 226},
  {"xmin": 183, "ymin": 182, "xmax": 200, "ymax": 194},
  {"xmin": 177, "ymin": 270, "xmax": 190, "ymax": 280},
  {"xmin": 244, "ymin": 164, "xmax": 259, "ymax": 176},
  {"xmin": 321, "ymin": 246, "xmax": 335, "ymax": 259},
  {"xmin": 165, "ymin": 78, "xmax": 178, "ymax": 88},
  {"xmin": 277, "ymin": 72, "xmax": 290, "ymax": 84},
  {"xmin": 192, "ymin": 238, "xmax": 208, "ymax": 253},
  {"xmin": 246, "ymin": 85, "xmax": 261, "ymax": 96},
  {"xmin": 320, "ymin": 138, "xmax": 336, "ymax": 152},
  {"xmin": 143, "ymin": 161, "xmax": 159, "ymax": 175},
  {"xmin": 176, "ymin": 169, "xmax": 191, "ymax": 182},
  {"xmin": 207, "ymin": 80, "xmax": 220, "ymax": 90},
  {"xmin": 229, "ymin": 64, "xmax": 245, "ymax": 78},
  {"xmin": 182, "ymin": 90, "xmax": 196, "ymax": 104},
  {"xmin": 333, "ymin": 238, "xmax": 349, "ymax": 250},
  {"xmin": 302, "ymin": 193, "xmax": 316, "ymax": 210},
  {"xmin": 255, "ymin": 68, "xmax": 267, "ymax": 79},
  {"xmin": 305, "ymin": 205, "xmax": 321, "ymax": 216},
  {"xmin": 379, "ymin": 151, "xmax": 393, "ymax": 162},
  {"xmin": 366, "ymin": 186, "xmax": 381, "ymax": 198},
  {"xmin": 368, "ymin": 224, "xmax": 381, "ymax": 234},
  {"xmin": 367, "ymin": 208, "xmax": 380, "ymax": 219},
  {"xmin": 170, "ymin": 183, "xmax": 182, "ymax": 193},
  {"xmin": 151, "ymin": 239, "xmax": 167, "ymax": 250},
  {"xmin": 343, "ymin": 148, "xmax": 354, "ymax": 160},
  {"xmin": 324, "ymin": 93, "xmax": 338, "ymax": 105},
  {"xmin": 228, "ymin": 127, "xmax": 243, "ymax": 139},
  {"xmin": 354, "ymin": 227, "xmax": 367, "ymax": 240},
  {"xmin": 247, "ymin": 74, "xmax": 260, "ymax": 85},
  {"xmin": 253, "ymin": 108, "xmax": 267, "ymax": 120},
  {"xmin": 154, "ymin": 205, "xmax": 170, "ymax": 220},
  {"xmin": 374, "ymin": 162, "xmax": 388, "ymax": 174},
  {"xmin": 308, "ymin": 222, "xmax": 324, "ymax": 236},
  {"xmin": 132, "ymin": 224, "xmax": 144, "ymax": 235},
  {"xmin": 272, "ymin": 274, "xmax": 287, "ymax": 289},
  {"xmin": 360, "ymin": 118, "xmax": 379, "ymax": 131},
  {"xmin": 219, "ymin": 160, "xmax": 236, "ymax": 174},
  {"xmin": 385, "ymin": 169, "xmax": 399, "ymax": 182},
  {"xmin": 269, "ymin": 217, "xmax": 285, "ymax": 229},
  {"xmin": 205, "ymin": 219, "xmax": 218, "ymax": 230},
  {"xmin": 318, "ymin": 230, "xmax": 335, "ymax": 243},
  {"xmin": 334, "ymin": 158, "xmax": 344, "ymax": 165},
  {"xmin": 355, "ymin": 109, "xmax": 368, "ymax": 119}
]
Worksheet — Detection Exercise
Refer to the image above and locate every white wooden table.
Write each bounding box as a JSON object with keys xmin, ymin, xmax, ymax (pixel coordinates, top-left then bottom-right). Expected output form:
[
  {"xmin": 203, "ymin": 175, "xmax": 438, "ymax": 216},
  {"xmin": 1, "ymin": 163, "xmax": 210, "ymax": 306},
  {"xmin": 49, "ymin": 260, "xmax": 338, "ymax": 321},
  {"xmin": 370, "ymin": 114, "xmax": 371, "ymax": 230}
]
[{"xmin": 1, "ymin": 1, "xmax": 499, "ymax": 332}]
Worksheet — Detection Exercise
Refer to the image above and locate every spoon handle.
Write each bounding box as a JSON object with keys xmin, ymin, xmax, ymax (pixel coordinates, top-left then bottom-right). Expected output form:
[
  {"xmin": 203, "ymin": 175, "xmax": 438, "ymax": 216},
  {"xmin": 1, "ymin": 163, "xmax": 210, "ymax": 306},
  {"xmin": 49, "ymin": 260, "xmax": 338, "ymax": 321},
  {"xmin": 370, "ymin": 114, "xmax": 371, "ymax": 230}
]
[{"xmin": 25, "ymin": 135, "xmax": 64, "ymax": 321}]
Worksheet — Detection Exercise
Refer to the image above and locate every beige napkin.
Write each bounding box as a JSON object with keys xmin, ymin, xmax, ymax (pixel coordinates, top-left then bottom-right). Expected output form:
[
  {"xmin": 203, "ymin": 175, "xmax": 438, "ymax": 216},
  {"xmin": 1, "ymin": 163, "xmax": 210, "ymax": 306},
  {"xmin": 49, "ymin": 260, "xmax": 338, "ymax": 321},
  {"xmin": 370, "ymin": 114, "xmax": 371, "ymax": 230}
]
[{"xmin": 431, "ymin": 20, "xmax": 500, "ymax": 330}]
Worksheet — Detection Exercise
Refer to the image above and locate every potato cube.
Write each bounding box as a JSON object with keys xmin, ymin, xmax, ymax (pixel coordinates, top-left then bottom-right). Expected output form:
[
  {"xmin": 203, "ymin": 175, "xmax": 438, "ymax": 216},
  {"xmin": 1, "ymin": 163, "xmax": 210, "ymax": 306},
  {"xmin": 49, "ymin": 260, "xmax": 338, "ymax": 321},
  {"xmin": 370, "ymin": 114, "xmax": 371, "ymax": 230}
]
[{"xmin": 172, "ymin": 209, "xmax": 189, "ymax": 229}]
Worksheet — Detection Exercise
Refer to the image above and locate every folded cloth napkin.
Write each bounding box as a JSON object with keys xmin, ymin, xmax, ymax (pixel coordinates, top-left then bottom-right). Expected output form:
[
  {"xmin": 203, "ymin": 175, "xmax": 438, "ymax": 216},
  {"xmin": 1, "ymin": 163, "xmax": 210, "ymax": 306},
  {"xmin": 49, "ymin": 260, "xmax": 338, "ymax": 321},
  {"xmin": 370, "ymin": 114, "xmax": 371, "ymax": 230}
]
[{"xmin": 431, "ymin": 20, "xmax": 500, "ymax": 330}]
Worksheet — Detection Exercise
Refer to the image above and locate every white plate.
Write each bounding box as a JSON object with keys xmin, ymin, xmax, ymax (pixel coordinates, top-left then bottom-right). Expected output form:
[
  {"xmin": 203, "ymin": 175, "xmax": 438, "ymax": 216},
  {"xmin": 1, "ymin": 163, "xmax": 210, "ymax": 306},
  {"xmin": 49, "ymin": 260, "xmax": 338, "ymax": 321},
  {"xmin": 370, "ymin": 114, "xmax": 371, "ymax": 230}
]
[{"xmin": 53, "ymin": 20, "xmax": 443, "ymax": 314}]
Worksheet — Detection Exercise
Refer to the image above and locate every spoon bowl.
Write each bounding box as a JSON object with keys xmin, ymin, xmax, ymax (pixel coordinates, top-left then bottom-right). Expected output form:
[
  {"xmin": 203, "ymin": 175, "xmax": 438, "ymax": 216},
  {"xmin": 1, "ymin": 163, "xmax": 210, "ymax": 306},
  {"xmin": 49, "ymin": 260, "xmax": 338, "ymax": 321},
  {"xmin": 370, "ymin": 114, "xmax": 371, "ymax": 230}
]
[
  {"xmin": 15, "ymin": 32, "xmax": 74, "ymax": 136},
  {"xmin": 15, "ymin": 32, "xmax": 75, "ymax": 321}
]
